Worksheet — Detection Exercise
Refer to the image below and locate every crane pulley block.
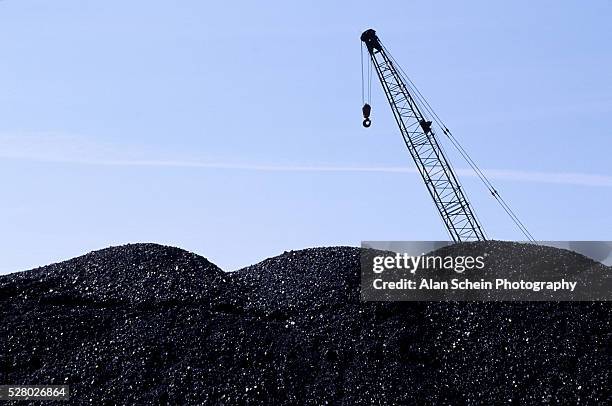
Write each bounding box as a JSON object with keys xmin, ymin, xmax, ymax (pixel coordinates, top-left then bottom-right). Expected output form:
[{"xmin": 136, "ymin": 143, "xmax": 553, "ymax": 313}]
[{"xmin": 362, "ymin": 103, "xmax": 372, "ymax": 127}]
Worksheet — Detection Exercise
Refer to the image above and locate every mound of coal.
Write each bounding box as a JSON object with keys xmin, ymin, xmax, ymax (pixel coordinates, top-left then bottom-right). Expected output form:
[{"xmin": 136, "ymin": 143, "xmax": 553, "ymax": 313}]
[
  {"xmin": 1, "ymin": 244, "xmax": 225, "ymax": 307},
  {"xmin": 1, "ymin": 242, "xmax": 609, "ymax": 404}
]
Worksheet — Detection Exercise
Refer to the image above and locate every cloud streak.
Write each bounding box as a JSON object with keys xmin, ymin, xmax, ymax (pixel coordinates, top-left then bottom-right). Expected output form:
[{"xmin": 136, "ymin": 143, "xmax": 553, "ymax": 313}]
[
  {"xmin": 27, "ymin": 158, "xmax": 612, "ymax": 188},
  {"xmin": 1, "ymin": 133, "xmax": 611, "ymax": 188}
]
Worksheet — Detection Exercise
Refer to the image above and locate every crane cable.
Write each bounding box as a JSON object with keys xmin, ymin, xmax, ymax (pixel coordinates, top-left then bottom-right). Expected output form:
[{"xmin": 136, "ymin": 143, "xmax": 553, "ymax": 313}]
[
  {"xmin": 361, "ymin": 43, "xmax": 365, "ymax": 104},
  {"xmin": 382, "ymin": 45, "xmax": 536, "ymax": 243},
  {"xmin": 368, "ymin": 51, "xmax": 372, "ymax": 103},
  {"xmin": 361, "ymin": 43, "xmax": 372, "ymax": 105}
]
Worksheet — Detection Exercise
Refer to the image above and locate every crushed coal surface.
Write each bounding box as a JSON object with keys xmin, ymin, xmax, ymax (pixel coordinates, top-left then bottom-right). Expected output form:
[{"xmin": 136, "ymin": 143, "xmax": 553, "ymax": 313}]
[{"xmin": 1, "ymin": 241, "xmax": 610, "ymax": 404}]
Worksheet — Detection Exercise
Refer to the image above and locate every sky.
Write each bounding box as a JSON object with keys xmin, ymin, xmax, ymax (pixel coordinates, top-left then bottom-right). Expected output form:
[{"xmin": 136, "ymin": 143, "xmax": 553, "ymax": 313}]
[{"xmin": 1, "ymin": 0, "xmax": 611, "ymax": 273}]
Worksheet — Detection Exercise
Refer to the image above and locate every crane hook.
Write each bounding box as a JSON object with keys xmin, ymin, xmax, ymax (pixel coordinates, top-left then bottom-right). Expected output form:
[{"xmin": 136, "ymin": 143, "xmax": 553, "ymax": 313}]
[{"xmin": 362, "ymin": 103, "xmax": 372, "ymax": 128}]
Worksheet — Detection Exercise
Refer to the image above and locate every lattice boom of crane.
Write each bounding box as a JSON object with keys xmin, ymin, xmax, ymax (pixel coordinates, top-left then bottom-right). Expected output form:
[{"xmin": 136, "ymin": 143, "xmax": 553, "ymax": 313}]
[{"xmin": 361, "ymin": 29, "xmax": 486, "ymax": 242}]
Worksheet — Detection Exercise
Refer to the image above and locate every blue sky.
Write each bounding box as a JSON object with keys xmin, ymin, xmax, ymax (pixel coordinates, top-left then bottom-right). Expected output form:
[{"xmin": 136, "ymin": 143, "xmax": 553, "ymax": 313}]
[{"xmin": 1, "ymin": 0, "xmax": 611, "ymax": 273}]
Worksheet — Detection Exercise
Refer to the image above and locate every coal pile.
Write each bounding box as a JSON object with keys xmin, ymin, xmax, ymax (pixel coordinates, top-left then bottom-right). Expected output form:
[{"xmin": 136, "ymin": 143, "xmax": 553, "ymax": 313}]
[{"xmin": 1, "ymin": 242, "xmax": 610, "ymax": 404}]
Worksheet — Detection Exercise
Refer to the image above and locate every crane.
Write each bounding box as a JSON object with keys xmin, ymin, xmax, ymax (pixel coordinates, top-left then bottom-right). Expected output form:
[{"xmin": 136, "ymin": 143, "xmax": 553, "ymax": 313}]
[{"xmin": 360, "ymin": 29, "xmax": 535, "ymax": 243}]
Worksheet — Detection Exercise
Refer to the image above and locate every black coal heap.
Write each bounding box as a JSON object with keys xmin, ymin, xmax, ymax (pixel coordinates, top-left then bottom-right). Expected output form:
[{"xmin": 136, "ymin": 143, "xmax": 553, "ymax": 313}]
[{"xmin": 1, "ymin": 242, "xmax": 609, "ymax": 404}]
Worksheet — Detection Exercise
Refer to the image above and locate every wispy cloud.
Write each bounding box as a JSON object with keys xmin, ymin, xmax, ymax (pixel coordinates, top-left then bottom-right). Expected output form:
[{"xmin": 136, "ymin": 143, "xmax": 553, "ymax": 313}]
[
  {"xmin": 1, "ymin": 133, "xmax": 611, "ymax": 188},
  {"xmin": 94, "ymin": 161, "xmax": 612, "ymax": 187},
  {"xmin": 457, "ymin": 168, "xmax": 612, "ymax": 188}
]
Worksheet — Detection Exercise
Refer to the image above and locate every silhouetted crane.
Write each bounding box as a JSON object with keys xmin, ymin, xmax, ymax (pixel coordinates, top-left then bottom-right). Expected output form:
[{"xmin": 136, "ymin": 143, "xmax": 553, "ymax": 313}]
[{"xmin": 360, "ymin": 29, "xmax": 535, "ymax": 243}]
